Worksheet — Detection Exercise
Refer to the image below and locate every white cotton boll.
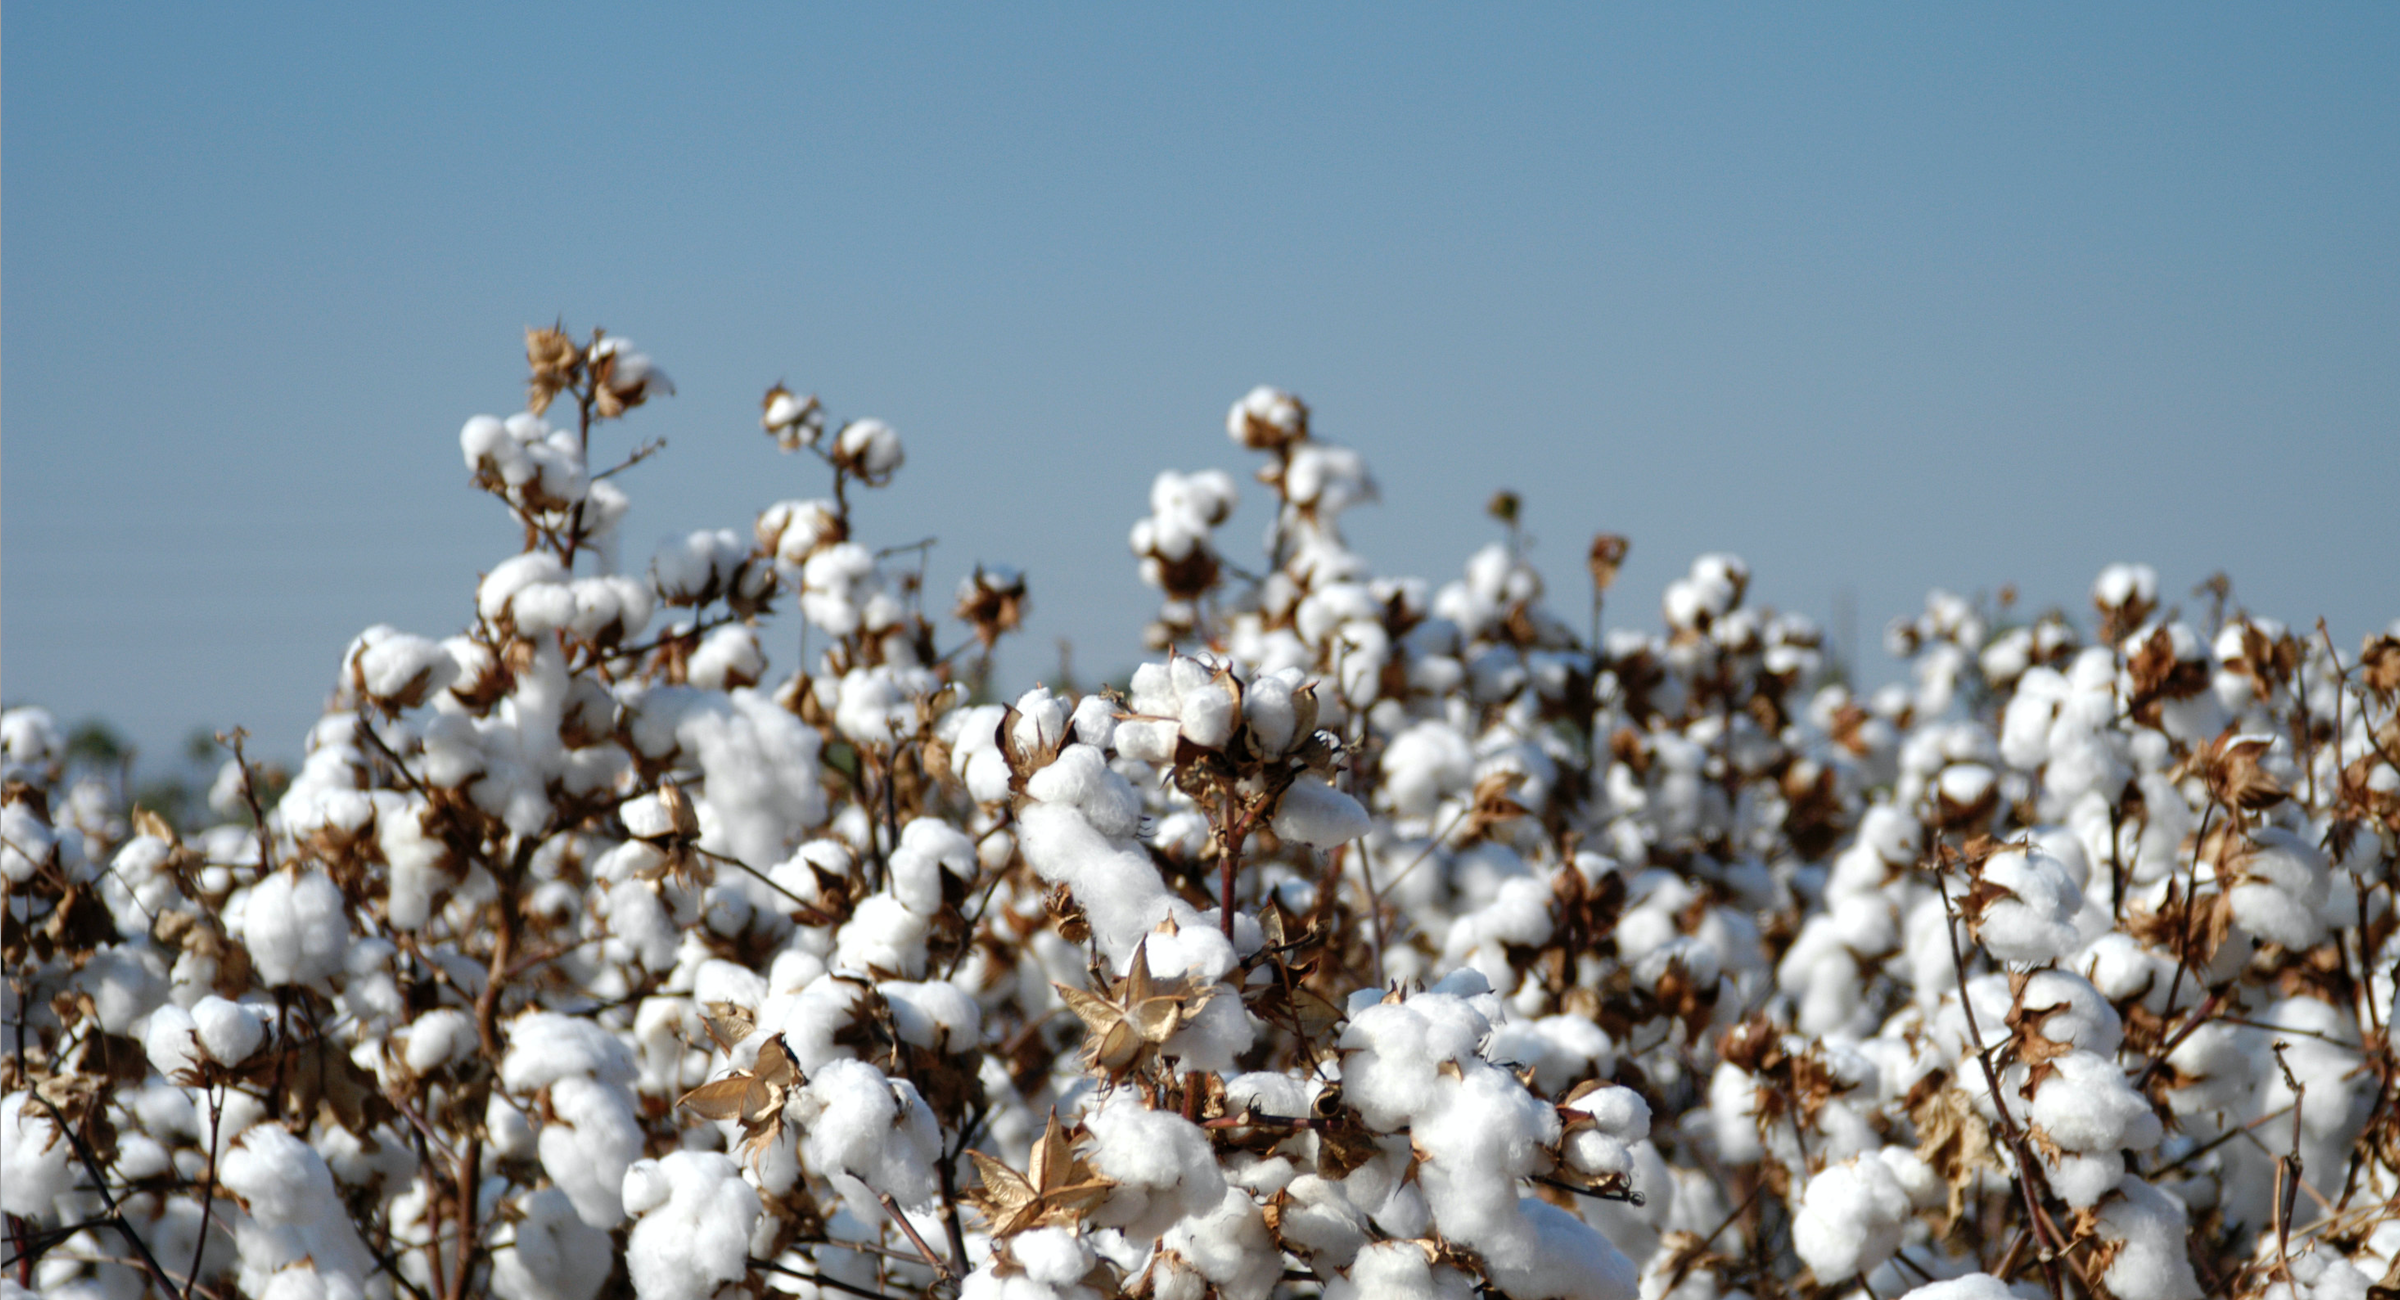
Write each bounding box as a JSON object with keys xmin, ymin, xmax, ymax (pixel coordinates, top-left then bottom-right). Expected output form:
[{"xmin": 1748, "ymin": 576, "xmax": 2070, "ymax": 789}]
[
  {"xmin": 1161, "ymin": 1184, "xmax": 1282, "ymax": 1300},
  {"xmin": 758, "ymin": 498, "xmax": 842, "ymax": 566},
  {"xmin": 686, "ymin": 625, "xmax": 765, "ymax": 691},
  {"xmin": 1325, "ymin": 1241, "xmax": 1475, "ymax": 1300},
  {"xmin": 501, "ymin": 1011, "xmax": 640, "ymax": 1092},
  {"xmin": 2028, "ymin": 1051, "xmax": 2161, "ymax": 1153},
  {"xmin": 1273, "ymin": 776, "xmax": 1371, "ymax": 849},
  {"xmin": 143, "ymin": 1003, "xmax": 202, "ymax": 1079},
  {"xmin": 0, "ymin": 1092, "xmax": 78, "ymax": 1216},
  {"xmin": 1160, "ymin": 986, "xmax": 1254, "ymax": 1073},
  {"xmin": 1115, "ymin": 717, "xmax": 1180, "ymax": 766},
  {"xmin": 2227, "ymin": 826, "xmax": 2331, "ymax": 949},
  {"xmin": 1792, "ymin": 1154, "xmax": 1911, "ymax": 1282},
  {"xmin": 243, "ymin": 869, "xmax": 350, "ymax": 987},
  {"xmin": 220, "ymin": 1125, "xmax": 341, "ymax": 1227},
  {"xmin": 479, "ymin": 552, "xmax": 571, "ymax": 624},
  {"xmin": 1069, "ymin": 693, "xmax": 1118, "ymax": 750},
  {"xmin": 622, "ymin": 1152, "xmax": 762, "ymax": 1300},
  {"xmin": 0, "ymin": 803, "xmax": 53, "ymax": 883},
  {"xmin": 1971, "ymin": 847, "xmax": 2081, "ymax": 964},
  {"xmin": 1025, "ymin": 744, "xmax": 1144, "ymax": 840},
  {"xmin": 79, "ymin": 943, "xmax": 166, "ymax": 1032},
  {"xmin": 402, "ymin": 1008, "xmax": 477, "ymax": 1076},
  {"xmin": 889, "ymin": 818, "xmax": 976, "ymax": 917},
  {"xmin": 491, "ymin": 1187, "xmax": 612, "ymax": 1300},
  {"xmin": 2093, "ymin": 1176, "xmax": 2202, "ymax": 1300},
  {"xmin": 796, "ymin": 1059, "xmax": 941, "ymax": 1210},
  {"xmin": 1229, "ymin": 385, "xmax": 1306, "ymax": 447},
  {"xmin": 1013, "ymin": 687, "xmax": 1073, "ymax": 754},
  {"xmin": 879, "ymin": 980, "xmax": 982, "ymax": 1053},
  {"xmin": 191, "ymin": 995, "xmax": 267, "ymax": 1066},
  {"xmin": 1562, "ymin": 1087, "xmax": 1650, "ymax": 1143},
  {"xmin": 1382, "ymin": 721, "xmax": 1474, "ymax": 816},
  {"xmin": 1896, "ymin": 1276, "xmax": 2015, "ymax": 1300},
  {"xmin": 2042, "ymin": 1148, "xmax": 2126, "ymax": 1209},
  {"xmin": 1086, "ymin": 1090, "xmax": 1227, "ymax": 1240},
  {"xmin": 347, "ymin": 626, "xmax": 458, "ymax": 708},
  {"xmin": 834, "ymin": 893, "xmax": 931, "ymax": 978},
  {"xmin": 1241, "ymin": 671, "xmax": 1302, "ymax": 755},
  {"xmin": 1179, "ymin": 683, "xmax": 1237, "ymax": 748},
  {"xmin": 835, "ymin": 418, "xmax": 904, "ymax": 478},
  {"xmin": 2093, "ymin": 563, "xmax": 2158, "ymax": 612},
  {"xmin": 1011, "ymin": 1226, "xmax": 1095, "ymax": 1288},
  {"xmin": 542, "ymin": 1075, "xmax": 645, "ymax": 1228}
]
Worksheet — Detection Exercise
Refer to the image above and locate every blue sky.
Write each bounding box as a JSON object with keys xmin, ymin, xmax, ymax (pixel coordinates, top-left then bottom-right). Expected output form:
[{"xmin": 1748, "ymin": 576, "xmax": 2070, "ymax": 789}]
[{"xmin": 5, "ymin": 4, "xmax": 2395, "ymax": 765}]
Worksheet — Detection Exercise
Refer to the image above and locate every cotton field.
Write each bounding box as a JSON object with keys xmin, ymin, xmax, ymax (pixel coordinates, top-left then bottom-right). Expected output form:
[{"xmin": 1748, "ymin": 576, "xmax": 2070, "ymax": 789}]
[{"xmin": 5, "ymin": 326, "xmax": 2397, "ymax": 1300}]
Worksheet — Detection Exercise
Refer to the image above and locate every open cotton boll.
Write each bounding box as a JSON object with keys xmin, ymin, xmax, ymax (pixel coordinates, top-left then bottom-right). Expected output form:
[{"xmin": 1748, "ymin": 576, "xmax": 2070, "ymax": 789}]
[
  {"xmin": 1791, "ymin": 1153, "xmax": 1911, "ymax": 1282},
  {"xmin": 490, "ymin": 1187, "xmax": 612, "ymax": 1300},
  {"xmin": 879, "ymin": 979, "xmax": 982, "ymax": 1052},
  {"xmin": 1273, "ymin": 776, "xmax": 1371, "ymax": 849},
  {"xmin": 2092, "ymin": 1177, "xmax": 2203, "ymax": 1300},
  {"xmin": 1085, "ymin": 1089, "xmax": 1227, "ymax": 1241},
  {"xmin": 346, "ymin": 626, "xmax": 457, "ymax": 709},
  {"xmin": 402, "ymin": 1008, "xmax": 477, "ymax": 1076},
  {"xmin": 540, "ymin": 1075, "xmax": 645, "ymax": 1227},
  {"xmin": 0, "ymin": 1092, "xmax": 78, "ymax": 1216},
  {"xmin": 622, "ymin": 1151, "xmax": 762, "ymax": 1300},
  {"xmin": 243, "ymin": 869, "xmax": 350, "ymax": 987},
  {"xmin": 144, "ymin": 1003, "xmax": 202, "ymax": 1079},
  {"xmin": 2225, "ymin": 826, "xmax": 2331, "ymax": 949},
  {"xmin": 1159, "ymin": 1185, "xmax": 1282, "ymax": 1300},
  {"xmin": 2028, "ymin": 1051, "xmax": 2161, "ymax": 1153},
  {"xmin": 1969, "ymin": 847, "xmax": 2081, "ymax": 963},
  {"xmin": 502, "ymin": 1011, "xmax": 640, "ymax": 1092},
  {"xmin": 1325, "ymin": 1240, "xmax": 1476, "ymax": 1300},
  {"xmin": 1179, "ymin": 682, "xmax": 1238, "ymax": 748},
  {"xmin": 888, "ymin": 817, "xmax": 976, "ymax": 916},
  {"xmin": 191, "ymin": 995, "xmax": 268, "ymax": 1066},
  {"xmin": 835, "ymin": 418, "xmax": 905, "ymax": 479},
  {"xmin": 686, "ymin": 625, "xmax": 765, "ymax": 690},
  {"xmin": 796, "ymin": 1059, "xmax": 942, "ymax": 1211},
  {"xmin": 1895, "ymin": 1276, "xmax": 2015, "ymax": 1300},
  {"xmin": 835, "ymin": 893, "xmax": 932, "ymax": 977}
]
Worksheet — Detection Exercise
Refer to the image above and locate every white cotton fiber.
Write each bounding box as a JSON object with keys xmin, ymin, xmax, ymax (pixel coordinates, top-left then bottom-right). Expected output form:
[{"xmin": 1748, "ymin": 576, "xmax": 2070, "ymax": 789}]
[
  {"xmin": 191, "ymin": 995, "xmax": 268, "ymax": 1066},
  {"xmin": 1792, "ymin": 1153, "xmax": 1911, "ymax": 1282},
  {"xmin": 622, "ymin": 1151, "xmax": 763, "ymax": 1300},
  {"xmin": 243, "ymin": 869, "xmax": 351, "ymax": 987},
  {"xmin": 491, "ymin": 1187, "xmax": 612, "ymax": 1300},
  {"xmin": 1272, "ymin": 776, "xmax": 1371, "ymax": 849},
  {"xmin": 1971, "ymin": 846, "xmax": 2081, "ymax": 963}
]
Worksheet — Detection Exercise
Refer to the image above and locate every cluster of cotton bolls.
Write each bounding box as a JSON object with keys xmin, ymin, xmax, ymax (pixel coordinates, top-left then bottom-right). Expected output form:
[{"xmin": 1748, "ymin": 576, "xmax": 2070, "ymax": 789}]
[{"xmin": 6, "ymin": 329, "xmax": 2397, "ymax": 1300}]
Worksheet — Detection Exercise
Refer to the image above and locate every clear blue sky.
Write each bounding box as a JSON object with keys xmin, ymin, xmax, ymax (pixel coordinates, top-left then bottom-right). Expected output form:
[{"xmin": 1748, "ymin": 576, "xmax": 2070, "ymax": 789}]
[{"xmin": 6, "ymin": 4, "xmax": 2396, "ymax": 766}]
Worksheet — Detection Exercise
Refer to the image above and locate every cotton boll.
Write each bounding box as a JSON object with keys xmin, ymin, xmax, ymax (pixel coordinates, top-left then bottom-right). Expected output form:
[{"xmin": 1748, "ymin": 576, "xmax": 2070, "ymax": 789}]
[
  {"xmin": 2027, "ymin": 1051, "xmax": 2161, "ymax": 1153},
  {"xmin": 1969, "ymin": 847, "xmax": 2081, "ymax": 963},
  {"xmin": 796, "ymin": 1059, "xmax": 942, "ymax": 1211},
  {"xmin": 143, "ymin": 1003, "xmax": 202, "ymax": 1079},
  {"xmin": 834, "ymin": 893, "xmax": 932, "ymax": 977},
  {"xmin": 834, "ymin": 419, "xmax": 904, "ymax": 481},
  {"xmin": 2225, "ymin": 826, "xmax": 2331, "ymax": 949},
  {"xmin": 1895, "ymin": 1276, "xmax": 2015, "ymax": 1300},
  {"xmin": 1085, "ymin": 1090, "xmax": 1227, "ymax": 1241},
  {"xmin": 1272, "ymin": 776, "xmax": 1371, "ymax": 849},
  {"xmin": 685, "ymin": 625, "xmax": 766, "ymax": 690},
  {"xmin": 1024, "ymin": 744, "xmax": 1144, "ymax": 841},
  {"xmin": 1324, "ymin": 1241, "xmax": 1475, "ymax": 1300},
  {"xmin": 243, "ymin": 868, "xmax": 351, "ymax": 987},
  {"xmin": 191, "ymin": 995, "xmax": 268, "ymax": 1066},
  {"xmin": 491, "ymin": 1187, "xmax": 612, "ymax": 1300},
  {"xmin": 1792, "ymin": 1154, "xmax": 1911, "ymax": 1282},
  {"xmin": 0, "ymin": 1092, "xmax": 78, "ymax": 1216},
  {"xmin": 622, "ymin": 1152, "xmax": 763, "ymax": 1300},
  {"xmin": 2092, "ymin": 1176, "xmax": 2202, "ymax": 1300},
  {"xmin": 889, "ymin": 817, "xmax": 977, "ymax": 917},
  {"xmin": 541, "ymin": 1075, "xmax": 645, "ymax": 1228},
  {"xmin": 402, "ymin": 1008, "xmax": 477, "ymax": 1076}
]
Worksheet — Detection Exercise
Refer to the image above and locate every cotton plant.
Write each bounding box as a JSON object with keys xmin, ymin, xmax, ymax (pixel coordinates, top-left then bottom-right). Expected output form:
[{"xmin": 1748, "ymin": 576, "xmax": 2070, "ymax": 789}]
[{"xmin": 5, "ymin": 329, "xmax": 2399, "ymax": 1300}]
